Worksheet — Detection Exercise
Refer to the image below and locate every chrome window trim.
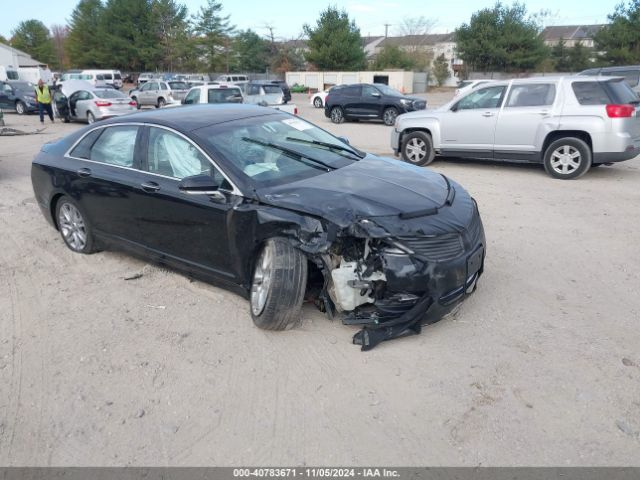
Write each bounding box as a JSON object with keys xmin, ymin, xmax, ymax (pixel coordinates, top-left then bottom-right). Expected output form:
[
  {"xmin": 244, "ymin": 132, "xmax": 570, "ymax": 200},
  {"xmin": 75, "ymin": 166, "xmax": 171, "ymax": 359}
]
[{"xmin": 63, "ymin": 122, "xmax": 243, "ymax": 196}]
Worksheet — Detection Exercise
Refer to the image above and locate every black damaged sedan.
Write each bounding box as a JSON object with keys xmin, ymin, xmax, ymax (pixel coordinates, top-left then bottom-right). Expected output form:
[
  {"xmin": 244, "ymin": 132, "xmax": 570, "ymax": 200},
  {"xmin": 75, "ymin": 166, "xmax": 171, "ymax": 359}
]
[{"xmin": 31, "ymin": 105, "xmax": 485, "ymax": 350}]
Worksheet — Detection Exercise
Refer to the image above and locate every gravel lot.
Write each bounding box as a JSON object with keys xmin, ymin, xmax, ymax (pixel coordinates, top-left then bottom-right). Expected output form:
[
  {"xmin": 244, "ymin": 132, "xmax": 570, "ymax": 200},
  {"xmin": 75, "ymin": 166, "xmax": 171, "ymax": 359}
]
[{"xmin": 1, "ymin": 91, "xmax": 639, "ymax": 466}]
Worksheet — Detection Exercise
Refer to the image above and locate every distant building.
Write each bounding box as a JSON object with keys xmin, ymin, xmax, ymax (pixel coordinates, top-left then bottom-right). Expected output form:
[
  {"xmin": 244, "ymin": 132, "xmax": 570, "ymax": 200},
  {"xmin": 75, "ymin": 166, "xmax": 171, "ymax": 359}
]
[
  {"xmin": 541, "ymin": 25, "xmax": 605, "ymax": 48},
  {"xmin": 0, "ymin": 42, "xmax": 47, "ymax": 68}
]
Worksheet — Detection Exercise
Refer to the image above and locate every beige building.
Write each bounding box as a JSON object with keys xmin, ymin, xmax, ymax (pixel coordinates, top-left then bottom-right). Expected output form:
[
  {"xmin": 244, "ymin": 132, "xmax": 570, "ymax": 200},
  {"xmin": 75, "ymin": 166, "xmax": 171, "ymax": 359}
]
[
  {"xmin": 285, "ymin": 70, "xmax": 416, "ymax": 93},
  {"xmin": 540, "ymin": 25, "xmax": 605, "ymax": 48}
]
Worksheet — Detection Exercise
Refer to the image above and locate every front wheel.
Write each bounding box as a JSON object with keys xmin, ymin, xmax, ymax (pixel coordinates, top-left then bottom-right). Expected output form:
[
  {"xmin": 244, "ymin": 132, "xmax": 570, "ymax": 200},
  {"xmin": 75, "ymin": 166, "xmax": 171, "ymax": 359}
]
[
  {"xmin": 543, "ymin": 137, "xmax": 591, "ymax": 180},
  {"xmin": 157, "ymin": 97, "xmax": 166, "ymax": 108},
  {"xmin": 401, "ymin": 131, "xmax": 435, "ymax": 166},
  {"xmin": 250, "ymin": 238, "xmax": 308, "ymax": 331},
  {"xmin": 55, "ymin": 196, "xmax": 97, "ymax": 254},
  {"xmin": 313, "ymin": 97, "xmax": 323, "ymax": 108},
  {"xmin": 15, "ymin": 101, "xmax": 26, "ymax": 115},
  {"xmin": 382, "ymin": 107, "xmax": 399, "ymax": 126},
  {"xmin": 330, "ymin": 106, "xmax": 345, "ymax": 124}
]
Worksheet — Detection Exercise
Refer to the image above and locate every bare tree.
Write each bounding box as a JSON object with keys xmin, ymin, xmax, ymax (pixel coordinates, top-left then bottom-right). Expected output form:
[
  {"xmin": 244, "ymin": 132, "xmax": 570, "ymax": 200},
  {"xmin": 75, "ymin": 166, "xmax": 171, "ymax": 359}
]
[
  {"xmin": 50, "ymin": 24, "xmax": 69, "ymax": 70},
  {"xmin": 395, "ymin": 16, "xmax": 438, "ymax": 71}
]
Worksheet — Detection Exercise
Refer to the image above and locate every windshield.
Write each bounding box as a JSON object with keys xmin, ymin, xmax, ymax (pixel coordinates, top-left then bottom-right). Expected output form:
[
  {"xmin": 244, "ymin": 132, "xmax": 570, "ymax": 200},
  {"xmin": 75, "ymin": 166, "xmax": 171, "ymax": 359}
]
[
  {"xmin": 458, "ymin": 81, "xmax": 473, "ymax": 88},
  {"xmin": 94, "ymin": 89, "xmax": 127, "ymax": 99},
  {"xmin": 193, "ymin": 115, "xmax": 361, "ymax": 187},
  {"xmin": 11, "ymin": 82, "xmax": 33, "ymax": 91},
  {"xmin": 169, "ymin": 81, "xmax": 188, "ymax": 90},
  {"xmin": 374, "ymin": 84, "xmax": 402, "ymax": 96}
]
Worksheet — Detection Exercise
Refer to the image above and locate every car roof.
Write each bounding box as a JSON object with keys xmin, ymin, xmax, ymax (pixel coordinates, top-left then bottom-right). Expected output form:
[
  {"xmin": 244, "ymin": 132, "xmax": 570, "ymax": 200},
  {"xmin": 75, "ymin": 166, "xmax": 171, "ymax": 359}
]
[{"xmin": 103, "ymin": 104, "xmax": 280, "ymax": 132}]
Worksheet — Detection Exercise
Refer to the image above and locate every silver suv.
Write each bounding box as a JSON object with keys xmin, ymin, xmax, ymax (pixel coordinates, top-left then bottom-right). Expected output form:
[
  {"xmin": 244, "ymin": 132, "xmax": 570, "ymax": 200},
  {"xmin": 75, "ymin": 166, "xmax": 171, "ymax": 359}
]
[
  {"xmin": 391, "ymin": 76, "xmax": 640, "ymax": 179},
  {"xmin": 130, "ymin": 80, "xmax": 189, "ymax": 108}
]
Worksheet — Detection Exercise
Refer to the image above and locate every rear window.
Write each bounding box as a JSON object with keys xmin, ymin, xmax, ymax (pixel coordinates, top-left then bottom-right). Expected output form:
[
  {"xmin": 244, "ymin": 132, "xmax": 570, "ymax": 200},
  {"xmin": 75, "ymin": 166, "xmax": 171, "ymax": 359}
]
[
  {"xmin": 70, "ymin": 129, "xmax": 103, "ymax": 159},
  {"xmin": 94, "ymin": 89, "xmax": 127, "ymax": 99},
  {"xmin": 168, "ymin": 81, "xmax": 188, "ymax": 90},
  {"xmin": 208, "ymin": 88, "xmax": 242, "ymax": 103},
  {"xmin": 263, "ymin": 85, "xmax": 282, "ymax": 94},
  {"xmin": 572, "ymin": 80, "xmax": 638, "ymax": 105}
]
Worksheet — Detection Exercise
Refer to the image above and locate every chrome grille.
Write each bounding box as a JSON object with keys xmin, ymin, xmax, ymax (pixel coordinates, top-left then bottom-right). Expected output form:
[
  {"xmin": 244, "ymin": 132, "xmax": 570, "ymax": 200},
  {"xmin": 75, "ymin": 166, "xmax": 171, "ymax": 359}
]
[{"xmin": 396, "ymin": 233, "xmax": 464, "ymax": 261}]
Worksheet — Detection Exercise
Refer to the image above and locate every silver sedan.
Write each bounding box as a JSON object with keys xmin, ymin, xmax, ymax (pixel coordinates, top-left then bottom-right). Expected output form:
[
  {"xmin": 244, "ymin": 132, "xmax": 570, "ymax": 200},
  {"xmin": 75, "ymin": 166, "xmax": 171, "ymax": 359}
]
[{"xmin": 63, "ymin": 88, "xmax": 137, "ymax": 124}]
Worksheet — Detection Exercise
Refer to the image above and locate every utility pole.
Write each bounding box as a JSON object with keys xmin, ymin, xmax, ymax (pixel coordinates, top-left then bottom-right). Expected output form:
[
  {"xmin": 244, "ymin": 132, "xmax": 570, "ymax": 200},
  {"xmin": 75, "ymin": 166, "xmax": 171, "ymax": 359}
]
[{"xmin": 384, "ymin": 23, "xmax": 392, "ymax": 38}]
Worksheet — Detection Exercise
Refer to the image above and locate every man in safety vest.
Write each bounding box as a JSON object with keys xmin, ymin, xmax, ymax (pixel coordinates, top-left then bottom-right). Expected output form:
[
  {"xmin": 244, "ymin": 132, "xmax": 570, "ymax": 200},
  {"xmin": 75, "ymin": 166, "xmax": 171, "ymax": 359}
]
[{"xmin": 34, "ymin": 79, "xmax": 54, "ymax": 124}]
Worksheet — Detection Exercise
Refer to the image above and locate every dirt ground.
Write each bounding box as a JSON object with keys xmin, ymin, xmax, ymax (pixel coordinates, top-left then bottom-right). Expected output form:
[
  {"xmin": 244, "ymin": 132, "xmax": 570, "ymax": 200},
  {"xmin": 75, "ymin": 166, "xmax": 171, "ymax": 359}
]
[{"xmin": 1, "ymin": 92, "xmax": 639, "ymax": 466}]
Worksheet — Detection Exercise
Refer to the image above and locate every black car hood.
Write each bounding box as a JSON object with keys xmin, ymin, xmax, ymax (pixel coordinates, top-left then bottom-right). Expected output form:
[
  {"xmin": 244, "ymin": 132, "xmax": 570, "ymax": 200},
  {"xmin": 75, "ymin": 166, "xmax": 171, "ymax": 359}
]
[{"xmin": 257, "ymin": 156, "xmax": 473, "ymax": 236}]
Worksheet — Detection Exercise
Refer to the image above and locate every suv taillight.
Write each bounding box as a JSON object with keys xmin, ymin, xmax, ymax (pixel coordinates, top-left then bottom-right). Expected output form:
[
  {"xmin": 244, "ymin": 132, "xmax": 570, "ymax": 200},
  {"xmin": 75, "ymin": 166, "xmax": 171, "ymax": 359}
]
[{"xmin": 606, "ymin": 104, "xmax": 635, "ymax": 118}]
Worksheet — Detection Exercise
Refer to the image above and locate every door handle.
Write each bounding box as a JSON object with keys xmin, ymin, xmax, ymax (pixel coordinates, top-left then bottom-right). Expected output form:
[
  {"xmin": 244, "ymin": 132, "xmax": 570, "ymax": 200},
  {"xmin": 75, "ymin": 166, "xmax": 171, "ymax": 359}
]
[
  {"xmin": 537, "ymin": 110, "xmax": 549, "ymax": 115},
  {"xmin": 140, "ymin": 181, "xmax": 160, "ymax": 192},
  {"xmin": 77, "ymin": 167, "xmax": 92, "ymax": 177},
  {"xmin": 482, "ymin": 112, "xmax": 494, "ymax": 117}
]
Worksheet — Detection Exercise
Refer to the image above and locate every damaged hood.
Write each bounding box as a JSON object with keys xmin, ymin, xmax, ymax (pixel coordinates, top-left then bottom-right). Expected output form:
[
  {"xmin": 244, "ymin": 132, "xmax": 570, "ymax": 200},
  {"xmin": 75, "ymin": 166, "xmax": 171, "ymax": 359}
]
[{"xmin": 257, "ymin": 156, "xmax": 474, "ymax": 235}]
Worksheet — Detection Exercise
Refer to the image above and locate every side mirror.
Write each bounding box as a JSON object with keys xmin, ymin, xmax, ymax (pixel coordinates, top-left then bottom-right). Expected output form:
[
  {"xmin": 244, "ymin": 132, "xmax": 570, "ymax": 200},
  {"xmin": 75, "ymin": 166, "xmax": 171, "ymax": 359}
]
[
  {"xmin": 178, "ymin": 174, "xmax": 220, "ymax": 194},
  {"xmin": 451, "ymin": 103, "xmax": 459, "ymax": 112},
  {"xmin": 337, "ymin": 136, "xmax": 350, "ymax": 145}
]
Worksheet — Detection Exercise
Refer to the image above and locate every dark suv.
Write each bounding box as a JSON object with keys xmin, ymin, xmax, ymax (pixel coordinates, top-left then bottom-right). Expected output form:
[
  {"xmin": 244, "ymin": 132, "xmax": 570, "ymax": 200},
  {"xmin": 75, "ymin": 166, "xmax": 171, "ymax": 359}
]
[
  {"xmin": 324, "ymin": 83, "xmax": 426, "ymax": 126},
  {"xmin": 0, "ymin": 81, "xmax": 38, "ymax": 115}
]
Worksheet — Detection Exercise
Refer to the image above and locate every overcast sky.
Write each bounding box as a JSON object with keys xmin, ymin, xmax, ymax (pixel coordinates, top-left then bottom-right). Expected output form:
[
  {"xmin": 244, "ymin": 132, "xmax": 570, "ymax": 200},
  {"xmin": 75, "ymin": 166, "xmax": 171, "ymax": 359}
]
[{"xmin": 1, "ymin": 0, "xmax": 618, "ymax": 41}]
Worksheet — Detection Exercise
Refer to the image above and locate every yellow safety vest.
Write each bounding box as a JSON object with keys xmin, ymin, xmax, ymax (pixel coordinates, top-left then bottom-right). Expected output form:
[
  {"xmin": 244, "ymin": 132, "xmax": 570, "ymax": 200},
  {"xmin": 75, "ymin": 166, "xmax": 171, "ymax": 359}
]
[{"xmin": 35, "ymin": 85, "xmax": 51, "ymax": 103}]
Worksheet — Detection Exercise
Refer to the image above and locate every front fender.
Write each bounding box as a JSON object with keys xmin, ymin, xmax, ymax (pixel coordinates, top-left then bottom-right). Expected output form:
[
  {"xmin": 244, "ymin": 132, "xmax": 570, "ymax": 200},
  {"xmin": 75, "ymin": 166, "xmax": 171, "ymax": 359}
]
[{"xmin": 396, "ymin": 114, "xmax": 443, "ymax": 149}]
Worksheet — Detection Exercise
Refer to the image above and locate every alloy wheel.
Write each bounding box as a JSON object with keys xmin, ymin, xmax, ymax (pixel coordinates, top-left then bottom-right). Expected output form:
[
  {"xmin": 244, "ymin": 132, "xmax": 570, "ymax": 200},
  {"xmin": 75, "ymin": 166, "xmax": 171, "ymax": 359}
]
[
  {"xmin": 330, "ymin": 107, "xmax": 343, "ymax": 123},
  {"xmin": 87, "ymin": 112, "xmax": 95, "ymax": 124},
  {"xmin": 251, "ymin": 246, "xmax": 273, "ymax": 316},
  {"xmin": 383, "ymin": 108, "xmax": 398, "ymax": 126},
  {"xmin": 58, "ymin": 203, "xmax": 87, "ymax": 252},
  {"xmin": 405, "ymin": 137, "xmax": 427, "ymax": 163},
  {"xmin": 16, "ymin": 102, "xmax": 25, "ymax": 115},
  {"xmin": 314, "ymin": 97, "xmax": 322, "ymax": 108},
  {"xmin": 550, "ymin": 145, "xmax": 581, "ymax": 175}
]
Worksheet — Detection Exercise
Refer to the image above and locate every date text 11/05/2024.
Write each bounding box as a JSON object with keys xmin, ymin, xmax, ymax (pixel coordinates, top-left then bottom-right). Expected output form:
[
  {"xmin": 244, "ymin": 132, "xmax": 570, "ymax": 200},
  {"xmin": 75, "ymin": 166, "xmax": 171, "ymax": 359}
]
[{"xmin": 233, "ymin": 468, "xmax": 400, "ymax": 477}]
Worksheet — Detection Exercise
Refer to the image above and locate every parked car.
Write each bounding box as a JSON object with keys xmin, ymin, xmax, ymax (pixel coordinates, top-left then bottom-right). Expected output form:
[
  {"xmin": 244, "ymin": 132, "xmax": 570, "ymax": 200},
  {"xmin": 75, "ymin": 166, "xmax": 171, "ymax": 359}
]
[
  {"xmin": 310, "ymin": 86, "xmax": 334, "ymax": 108},
  {"xmin": 391, "ymin": 76, "xmax": 640, "ymax": 179},
  {"xmin": 137, "ymin": 72, "xmax": 156, "ymax": 86},
  {"xmin": 181, "ymin": 84, "xmax": 244, "ymax": 105},
  {"xmin": 30, "ymin": 104, "xmax": 486, "ymax": 350},
  {"xmin": 82, "ymin": 70, "xmax": 123, "ymax": 89},
  {"xmin": 455, "ymin": 79, "xmax": 493, "ymax": 97},
  {"xmin": 578, "ymin": 65, "xmax": 640, "ymax": 96},
  {"xmin": 325, "ymin": 83, "xmax": 427, "ymax": 126},
  {"xmin": 129, "ymin": 80, "xmax": 185, "ymax": 108},
  {"xmin": 53, "ymin": 87, "xmax": 137, "ymax": 124},
  {"xmin": 267, "ymin": 80, "xmax": 291, "ymax": 103},
  {"xmin": 244, "ymin": 82, "xmax": 297, "ymax": 114},
  {"xmin": 0, "ymin": 80, "xmax": 37, "ymax": 114}
]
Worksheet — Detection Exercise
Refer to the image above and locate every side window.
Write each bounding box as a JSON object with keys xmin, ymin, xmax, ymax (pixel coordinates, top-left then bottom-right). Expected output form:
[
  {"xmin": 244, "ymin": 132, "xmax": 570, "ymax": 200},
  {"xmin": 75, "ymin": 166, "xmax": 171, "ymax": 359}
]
[
  {"xmin": 362, "ymin": 85, "xmax": 379, "ymax": 97},
  {"xmin": 160, "ymin": 82, "xmax": 168, "ymax": 91},
  {"xmin": 344, "ymin": 86, "xmax": 362, "ymax": 97},
  {"xmin": 572, "ymin": 82, "xmax": 611, "ymax": 105},
  {"xmin": 456, "ymin": 86, "xmax": 506, "ymax": 110},
  {"xmin": 69, "ymin": 129, "xmax": 104, "ymax": 159},
  {"xmin": 184, "ymin": 88, "xmax": 200, "ymax": 104},
  {"xmin": 146, "ymin": 127, "xmax": 215, "ymax": 180},
  {"xmin": 140, "ymin": 83, "xmax": 150, "ymax": 91},
  {"xmin": 506, "ymin": 84, "xmax": 556, "ymax": 107},
  {"xmin": 248, "ymin": 84, "xmax": 260, "ymax": 95},
  {"xmin": 232, "ymin": 76, "xmax": 239, "ymax": 82},
  {"xmin": 90, "ymin": 126, "xmax": 139, "ymax": 167}
]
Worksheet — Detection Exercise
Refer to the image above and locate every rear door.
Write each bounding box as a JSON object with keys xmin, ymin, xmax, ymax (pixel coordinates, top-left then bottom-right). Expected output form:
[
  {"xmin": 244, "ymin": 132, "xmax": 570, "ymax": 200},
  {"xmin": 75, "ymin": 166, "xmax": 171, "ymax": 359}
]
[
  {"xmin": 341, "ymin": 85, "xmax": 362, "ymax": 117},
  {"xmin": 493, "ymin": 83, "xmax": 558, "ymax": 161},
  {"xmin": 438, "ymin": 85, "xmax": 507, "ymax": 157}
]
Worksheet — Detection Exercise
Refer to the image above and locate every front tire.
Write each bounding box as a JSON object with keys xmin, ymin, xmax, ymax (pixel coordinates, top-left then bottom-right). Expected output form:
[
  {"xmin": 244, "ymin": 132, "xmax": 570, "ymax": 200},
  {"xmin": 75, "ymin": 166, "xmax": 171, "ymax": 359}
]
[
  {"xmin": 313, "ymin": 97, "xmax": 323, "ymax": 108},
  {"xmin": 330, "ymin": 106, "xmax": 345, "ymax": 124},
  {"xmin": 55, "ymin": 196, "xmax": 97, "ymax": 254},
  {"xmin": 15, "ymin": 101, "xmax": 26, "ymax": 115},
  {"xmin": 382, "ymin": 107, "xmax": 399, "ymax": 126},
  {"xmin": 543, "ymin": 137, "xmax": 591, "ymax": 180},
  {"xmin": 250, "ymin": 238, "xmax": 308, "ymax": 331},
  {"xmin": 401, "ymin": 131, "xmax": 435, "ymax": 166},
  {"xmin": 157, "ymin": 97, "xmax": 166, "ymax": 108}
]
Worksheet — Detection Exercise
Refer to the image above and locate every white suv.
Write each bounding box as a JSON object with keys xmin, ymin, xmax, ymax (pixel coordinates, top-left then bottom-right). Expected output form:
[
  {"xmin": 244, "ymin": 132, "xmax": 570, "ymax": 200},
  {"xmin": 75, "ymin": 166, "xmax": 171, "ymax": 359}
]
[{"xmin": 391, "ymin": 76, "xmax": 640, "ymax": 179}]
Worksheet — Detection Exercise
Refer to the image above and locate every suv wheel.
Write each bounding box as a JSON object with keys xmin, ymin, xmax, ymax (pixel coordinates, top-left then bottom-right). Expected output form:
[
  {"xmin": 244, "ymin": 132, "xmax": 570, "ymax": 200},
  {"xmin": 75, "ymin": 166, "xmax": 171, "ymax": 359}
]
[
  {"xmin": 401, "ymin": 131, "xmax": 435, "ymax": 166},
  {"xmin": 250, "ymin": 238, "xmax": 307, "ymax": 331},
  {"xmin": 330, "ymin": 106, "xmax": 344, "ymax": 124},
  {"xmin": 15, "ymin": 101, "xmax": 26, "ymax": 115},
  {"xmin": 313, "ymin": 97, "xmax": 323, "ymax": 108},
  {"xmin": 382, "ymin": 107, "xmax": 399, "ymax": 126},
  {"xmin": 543, "ymin": 137, "xmax": 591, "ymax": 180}
]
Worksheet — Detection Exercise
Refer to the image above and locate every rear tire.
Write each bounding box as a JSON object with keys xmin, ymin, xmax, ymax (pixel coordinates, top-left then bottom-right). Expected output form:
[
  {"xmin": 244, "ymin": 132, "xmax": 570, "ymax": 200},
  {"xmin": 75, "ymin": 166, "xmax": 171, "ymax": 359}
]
[
  {"xmin": 87, "ymin": 111, "xmax": 95, "ymax": 124},
  {"xmin": 55, "ymin": 196, "xmax": 97, "ymax": 254},
  {"xmin": 313, "ymin": 97, "xmax": 323, "ymax": 108},
  {"xmin": 401, "ymin": 131, "xmax": 435, "ymax": 166},
  {"xmin": 250, "ymin": 238, "xmax": 308, "ymax": 331},
  {"xmin": 157, "ymin": 97, "xmax": 166, "ymax": 108},
  {"xmin": 543, "ymin": 137, "xmax": 591, "ymax": 180},
  {"xmin": 383, "ymin": 107, "xmax": 399, "ymax": 126},
  {"xmin": 330, "ymin": 106, "xmax": 345, "ymax": 124}
]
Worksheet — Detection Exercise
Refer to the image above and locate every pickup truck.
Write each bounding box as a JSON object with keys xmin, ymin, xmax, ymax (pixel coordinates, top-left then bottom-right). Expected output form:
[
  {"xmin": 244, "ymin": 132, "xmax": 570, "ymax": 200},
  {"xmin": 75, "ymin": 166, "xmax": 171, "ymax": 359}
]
[{"xmin": 243, "ymin": 82, "xmax": 297, "ymax": 114}]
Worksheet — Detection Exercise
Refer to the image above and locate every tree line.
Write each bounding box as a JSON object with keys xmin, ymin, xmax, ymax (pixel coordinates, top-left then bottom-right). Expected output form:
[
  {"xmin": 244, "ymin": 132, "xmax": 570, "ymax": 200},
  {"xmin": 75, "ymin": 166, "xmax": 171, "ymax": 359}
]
[{"xmin": 4, "ymin": 0, "xmax": 640, "ymax": 75}]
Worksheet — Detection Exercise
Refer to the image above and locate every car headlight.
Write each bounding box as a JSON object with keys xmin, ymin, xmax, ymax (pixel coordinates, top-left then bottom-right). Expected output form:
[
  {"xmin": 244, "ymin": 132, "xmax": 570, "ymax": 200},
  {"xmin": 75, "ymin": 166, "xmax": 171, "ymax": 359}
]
[{"xmin": 400, "ymin": 98, "xmax": 412, "ymax": 106}]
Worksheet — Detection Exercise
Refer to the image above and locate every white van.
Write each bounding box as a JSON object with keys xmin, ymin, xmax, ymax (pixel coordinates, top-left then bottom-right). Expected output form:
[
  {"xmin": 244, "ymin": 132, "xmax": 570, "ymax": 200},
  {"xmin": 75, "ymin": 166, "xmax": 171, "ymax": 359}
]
[
  {"xmin": 18, "ymin": 66, "xmax": 53, "ymax": 85},
  {"xmin": 0, "ymin": 65, "xmax": 20, "ymax": 81},
  {"xmin": 81, "ymin": 70, "xmax": 123, "ymax": 89},
  {"xmin": 216, "ymin": 74, "xmax": 249, "ymax": 87}
]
